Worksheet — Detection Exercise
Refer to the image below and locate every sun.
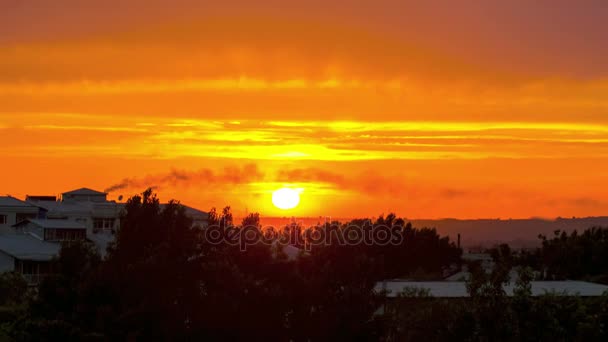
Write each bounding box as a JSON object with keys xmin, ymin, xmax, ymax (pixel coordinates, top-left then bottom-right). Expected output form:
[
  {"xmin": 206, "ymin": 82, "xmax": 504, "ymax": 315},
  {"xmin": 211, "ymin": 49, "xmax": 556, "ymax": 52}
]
[{"xmin": 272, "ymin": 188, "xmax": 301, "ymax": 210}]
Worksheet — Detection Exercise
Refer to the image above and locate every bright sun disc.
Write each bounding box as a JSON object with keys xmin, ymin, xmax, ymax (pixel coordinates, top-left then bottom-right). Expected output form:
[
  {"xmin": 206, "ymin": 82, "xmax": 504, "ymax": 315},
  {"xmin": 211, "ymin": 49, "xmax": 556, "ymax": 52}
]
[{"xmin": 272, "ymin": 188, "xmax": 300, "ymax": 210}]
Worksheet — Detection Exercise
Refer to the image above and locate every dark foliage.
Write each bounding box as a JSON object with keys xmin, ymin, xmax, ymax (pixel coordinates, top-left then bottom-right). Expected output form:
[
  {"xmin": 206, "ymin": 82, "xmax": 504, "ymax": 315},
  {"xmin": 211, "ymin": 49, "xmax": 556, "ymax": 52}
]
[
  {"xmin": 539, "ymin": 227, "xmax": 608, "ymax": 281},
  {"xmin": 5, "ymin": 191, "xmax": 608, "ymax": 341},
  {"xmin": 0, "ymin": 272, "xmax": 28, "ymax": 306},
  {"xmin": 382, "ymin": 266, "xmax": 608, "ymax": 341}
]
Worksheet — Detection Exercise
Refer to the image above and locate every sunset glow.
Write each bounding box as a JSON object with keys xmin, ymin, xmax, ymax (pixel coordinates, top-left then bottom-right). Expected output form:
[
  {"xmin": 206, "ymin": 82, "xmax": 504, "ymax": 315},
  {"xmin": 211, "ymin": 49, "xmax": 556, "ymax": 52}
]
[{"xmin": 1, "ymin": 0, "xmax": 607, "ymax": 219}]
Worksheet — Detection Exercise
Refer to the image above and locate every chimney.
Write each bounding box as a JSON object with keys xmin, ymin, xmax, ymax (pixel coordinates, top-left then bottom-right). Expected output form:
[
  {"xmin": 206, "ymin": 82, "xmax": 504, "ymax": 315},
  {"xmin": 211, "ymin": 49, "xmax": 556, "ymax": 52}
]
[{"xmin": 457, "ymin": 233, "xmax": 461, "ymax": 249}]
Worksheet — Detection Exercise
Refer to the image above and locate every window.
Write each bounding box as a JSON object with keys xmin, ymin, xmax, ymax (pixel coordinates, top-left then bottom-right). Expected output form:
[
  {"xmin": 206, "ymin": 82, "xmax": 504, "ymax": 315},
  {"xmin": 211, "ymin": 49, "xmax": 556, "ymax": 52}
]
[
  {"xmin": 44, "ymin": 228, "xmax": 86, "ymax": 241},
  {"xmin": 20, "ymin": 260, "xmax": 37, "ymax": 275},
  {"xmin": 93, "ymin": 219, "xmax": 103, "ymax": 230},
  {"xmin": 44, "ymin": 228, "xmax": 56, "ymax": 241},
  {"xmin": 104, "ymin": 218, "xmax": 115, "ymax": 229},
  {"xmin": 93, "ymin": 218, "xmax": 115, "ymax": 233},
  {"xmin": 16, "ymin": 260, "xmax": 50, "ymax": 285},
  {"xmin": 0, "ymin": 215, "xmax": 7, "ymax": 224},
  {"xmin": 16, "ymin": 213, "xmax": 36, "ymax": 223}
]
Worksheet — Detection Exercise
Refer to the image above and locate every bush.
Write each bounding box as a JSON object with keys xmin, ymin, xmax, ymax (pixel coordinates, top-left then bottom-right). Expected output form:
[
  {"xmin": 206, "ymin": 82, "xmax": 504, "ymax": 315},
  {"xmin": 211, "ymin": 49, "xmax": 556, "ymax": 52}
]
[{"xmin": 0, "ymin": 272, "xmax": 28, "ymax": 306}]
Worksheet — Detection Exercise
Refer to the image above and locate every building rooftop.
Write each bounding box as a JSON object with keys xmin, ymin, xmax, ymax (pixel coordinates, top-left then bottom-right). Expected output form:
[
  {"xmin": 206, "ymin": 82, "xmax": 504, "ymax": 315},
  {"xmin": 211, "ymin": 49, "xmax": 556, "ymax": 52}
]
[
  {"xmin": 62, "ymin": 188, "xmax": 107, "ymax": 196},
  {"xmin": 33, "ymin": 200, "xmax": 88, "ymax": 213},
  {"xmin": 0, "ymin": 233, "xmax": 60, "ymax": 261},
  {"xmin": 377, "ymin": 280, "xmax": 608, "ymax": 297},
  {"xmin": 0, "ymin": 196, "xmax": 37, "ymax": 208},
  {"xmin": 26, "ymin": 195, "xmax": 57, "ymax": 202},
  {"xmin": 272, "ymin": 241, "xmax": 302, "ymax": 261},
  {"xmin": 160, "ymin": 204, "xmax": 208, "ymax": 220},
  {"xmin": 462, "ymin": 253, "xmax": 494, "ymax": 262},
  {"xmin": 32, "ymin": 200, "xmax": 121, "ymax": 217},
  {"xmin": 13, "ymin": 219, "xmax": 86, "ymax": 230}
]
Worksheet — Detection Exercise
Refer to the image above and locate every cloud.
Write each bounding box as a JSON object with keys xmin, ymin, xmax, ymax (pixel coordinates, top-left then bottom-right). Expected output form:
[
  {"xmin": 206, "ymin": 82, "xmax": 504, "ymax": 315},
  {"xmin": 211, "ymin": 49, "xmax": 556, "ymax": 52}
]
[
  {"xmin": 4, "ymin": 114, "xmax": 608, "ymax": 161},
  {"xmin": 568, "ymin": 197, "xmax": 604, "ymax": 209},
  {"xmin": 0, "ymin": 78, "xmax": 370, "ymax": 95},
  {"xmin": 276, "ymin": 167, "xmax": 408, "ymax": 196},
  {"xmin": 105, "ymin": 163, "xmax": 263, "ymax": 193},
  {"xmin": 440, "ymin": 188, "xmax": 471, "ymax": 199},
  {"xmin": 276, "ymin": 168, "xmax": 346, "ymax": 185}
]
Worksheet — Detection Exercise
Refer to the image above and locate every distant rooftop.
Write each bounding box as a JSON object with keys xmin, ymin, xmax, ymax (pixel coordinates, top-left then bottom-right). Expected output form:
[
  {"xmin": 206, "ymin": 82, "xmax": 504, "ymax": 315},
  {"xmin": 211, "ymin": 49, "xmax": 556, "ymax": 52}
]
[
  {"xmin": 26, "ymin": 195, "xmax": 57, "ymax": 202},
  {"xmin": 462, "ymin": 253, "xmax": 494, "ymax": 261},
  {"xmin": 34, "ymin": 200, "xmax": 90, "ymax": 213},
  {"xmin": 272, "ymin": 241, "xmax": 302, "ymax": 261},
  {"xmin": 62, "ymin": 188, "xmax": 107, "ymax": 196},
  {"xmin": 160, "ymin": 203, "xmax": 208, "ymax": 219},
  {"xmin": 0, "ymin": 196, "xmax": 37, "ymax": 207},
  {"xmin": 378, "ymin": 281, "xmax": 608, "ymax": 297},
  {"xmin": 13, "ymin": 219, "xmax": 86, "ymax": 230},
  {"xmin": 0, "ymin": 234, "xmax": 60, "ymax": 261}
]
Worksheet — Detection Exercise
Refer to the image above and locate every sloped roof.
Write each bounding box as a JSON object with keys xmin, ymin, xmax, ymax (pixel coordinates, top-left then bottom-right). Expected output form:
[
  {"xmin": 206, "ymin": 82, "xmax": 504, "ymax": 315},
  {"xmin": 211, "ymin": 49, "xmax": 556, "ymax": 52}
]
[
  {"xmin": 159, "ymin": 203, "xmax": 208, "ymax": 219},
  {"xmin": 62, "ymin": 188, "xmax": 106, "ymax": 196},
  {"xmin": 181, "ymin": 205, "xmax": 209, "ymax": 219},
  {"xmin": 14, "ymin": 219, "xmax": 86, "ymax": 230},
  {"xmin": 0, "ymin": 234, "xmax": 60, "ymax": 261},
  {"xmin": 25, "ymin": 196, "xmax": 57, "ymax": 202},
  {"xmin": 377, "ymin": 280, "xmax": 608, "ymax": 297},
  {"xmin": 0, "ymin": 196, "xmax": 37, "ymax": 208},
  {"xmin": 282, "ymin": 244, "xmax": 301, "ymax": 261},
  {"xmin": 271, "ymin": 241, "xmax": 304, "ymax": 261},
  {"xmin": 33, "ymin": 200, "xmax": 88, "ymax": 213},
  {"xmin": 462, "ymin": 253, "xmax": 494, "ymax": 261}
]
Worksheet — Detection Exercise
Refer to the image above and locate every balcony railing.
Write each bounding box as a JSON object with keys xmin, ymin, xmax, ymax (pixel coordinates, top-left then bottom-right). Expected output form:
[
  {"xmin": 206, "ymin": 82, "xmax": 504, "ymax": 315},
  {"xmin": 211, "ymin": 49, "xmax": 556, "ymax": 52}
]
[{"xmin": 22, "ymin": 273, "xmax": 48, "ymax": 285}]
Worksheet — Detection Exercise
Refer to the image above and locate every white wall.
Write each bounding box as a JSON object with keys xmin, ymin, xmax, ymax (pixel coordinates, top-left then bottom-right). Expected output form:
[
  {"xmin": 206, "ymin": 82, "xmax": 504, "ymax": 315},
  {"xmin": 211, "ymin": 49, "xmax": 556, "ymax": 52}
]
[
  {"xmin": 0, "ymin": 212, "xmax": 17, "ymax": 234},
  {"xmin": 0, "ymin": 206, "xmax": 39, "ymax": 234},
  {"xmin": 0, "ymin": 251, "xmax": 15, "ymax": 273}
]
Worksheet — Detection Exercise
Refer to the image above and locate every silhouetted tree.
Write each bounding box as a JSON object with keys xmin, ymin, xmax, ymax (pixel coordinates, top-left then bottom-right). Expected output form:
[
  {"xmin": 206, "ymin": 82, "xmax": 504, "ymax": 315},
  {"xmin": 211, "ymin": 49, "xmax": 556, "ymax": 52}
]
[
  {"xmin": 10, "ymin": 190, "xmax": 607, "ymax": 341},
  {"xmin": 0, "ymin": 272, "xmax": 28, "ymax": 306},
  {"xmin": 7, "ymin": 240, "xmax": 100, "ymax": 341},
  {"xmin": 539, "ymin": 227, "xmax": 608, "ymax": 282}
]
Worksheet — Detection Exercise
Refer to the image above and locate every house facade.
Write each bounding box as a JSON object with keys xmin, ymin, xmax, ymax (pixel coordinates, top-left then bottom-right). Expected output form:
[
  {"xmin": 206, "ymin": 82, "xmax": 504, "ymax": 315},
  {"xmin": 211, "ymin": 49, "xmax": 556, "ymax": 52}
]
[
  {"xmin": 0, "ymin": 219, "xmax": 86, "ymax": 285},
  {"xmin": 0, "ymin": 196, "xmax": 41, "ymax": 234},
  {"xmin": 24, "ymin": 188, "xmax": 123, "ymax": 256},
  {"xmin": 27, "ymin": 188, "xmax": 122, "ymax": 235},
  {"xmin": 0, "ymin": 187, "xmax": 208, "ymax": 284},
  {"xmin": 0, "ymin": 188, "xmax": 122, "ymax": 284}
]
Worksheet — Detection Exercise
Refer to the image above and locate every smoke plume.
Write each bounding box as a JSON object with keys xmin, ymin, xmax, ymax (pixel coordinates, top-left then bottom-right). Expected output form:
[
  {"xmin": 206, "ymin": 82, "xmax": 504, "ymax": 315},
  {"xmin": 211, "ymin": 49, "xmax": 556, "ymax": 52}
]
[{"xmin": 105, "ymin": 163, "xmax": 263, "ymax": 193}]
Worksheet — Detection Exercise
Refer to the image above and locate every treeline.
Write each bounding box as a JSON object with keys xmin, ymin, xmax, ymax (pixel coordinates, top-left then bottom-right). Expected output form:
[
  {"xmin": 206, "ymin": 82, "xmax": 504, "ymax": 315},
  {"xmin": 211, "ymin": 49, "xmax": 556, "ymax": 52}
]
[
  {"xmin": 489, "ymin": 227, "xmax": 608, "ymax": 284},
  {"xmin": 2, "ymin": 190, "xmax": 608, "ymax": 340},
  {"xmin": 383, "ymin": 267, "xmax": 608, "ymax": 341},
  {"xmin": 1, "ymin": 190, "xmax": 460, "ymax": 341},
  {"xmin": 539, "ymin": 227, "xmax": 608, "ymax": 282}
]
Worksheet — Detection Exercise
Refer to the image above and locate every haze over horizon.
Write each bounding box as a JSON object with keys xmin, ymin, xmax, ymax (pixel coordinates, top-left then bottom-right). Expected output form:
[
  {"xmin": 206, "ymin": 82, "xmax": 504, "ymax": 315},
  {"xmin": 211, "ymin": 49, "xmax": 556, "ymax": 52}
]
[{"xmin": 2, "ymin": 0, "xmax": 608, "ymax": 218}]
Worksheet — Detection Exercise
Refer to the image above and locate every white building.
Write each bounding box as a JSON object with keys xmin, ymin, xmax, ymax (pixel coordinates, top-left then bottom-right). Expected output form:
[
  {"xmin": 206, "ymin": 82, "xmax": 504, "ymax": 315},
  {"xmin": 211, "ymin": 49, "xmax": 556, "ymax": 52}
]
[
  {"xmin": 168, "ymin": 204, "xmax": 209, "ymax": 228},
  {"xmin": 23, "ymin": 188, "xmax": 122, "ymax": 256},
  {"xmin": 27, "ymin": 188, "xmax": 121, "ymax": 236},
  {"xmin": 0, "ymin": 219, "xmax": 87, "ymax": 285},
  {"xmin": 0, "ymin": 194, "xmax": 91, "ymax": 285},
  {"xmin": 14, "ymin": 219, "xmax": 88, "ymax": 242},
  {"xmin": 0, "ymin": 196, "xmax": 40, "ymax": 234},
  {"xmin": 0, "ymin": 187, "xmax": 209, "ymax": 284},
  {"xmin": 377, "ymin": 280, "xmax": 608, "ymax": 297}
]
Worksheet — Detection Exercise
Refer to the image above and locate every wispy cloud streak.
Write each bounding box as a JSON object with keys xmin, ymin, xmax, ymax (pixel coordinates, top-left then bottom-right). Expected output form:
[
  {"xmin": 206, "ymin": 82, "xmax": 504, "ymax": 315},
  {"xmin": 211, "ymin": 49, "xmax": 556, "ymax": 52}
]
[{"xmin": 2, "ymin": 115, "xmax": 608, "ymax": 161}]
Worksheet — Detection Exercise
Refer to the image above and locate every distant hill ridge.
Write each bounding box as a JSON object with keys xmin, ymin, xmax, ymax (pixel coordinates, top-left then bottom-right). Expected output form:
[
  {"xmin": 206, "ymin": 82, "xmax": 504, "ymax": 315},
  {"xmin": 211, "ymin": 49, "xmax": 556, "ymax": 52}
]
[{"xmin": 259, "ymin": 216, "xmax": 608, "ymax": 248}]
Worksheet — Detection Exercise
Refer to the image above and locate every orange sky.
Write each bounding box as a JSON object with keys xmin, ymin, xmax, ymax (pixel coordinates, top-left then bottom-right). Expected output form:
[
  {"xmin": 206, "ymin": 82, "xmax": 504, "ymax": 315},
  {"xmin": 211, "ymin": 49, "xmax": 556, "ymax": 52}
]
[{"xmin": 1, "ymin": 0, "xmax": 607, "ymax": 218}]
